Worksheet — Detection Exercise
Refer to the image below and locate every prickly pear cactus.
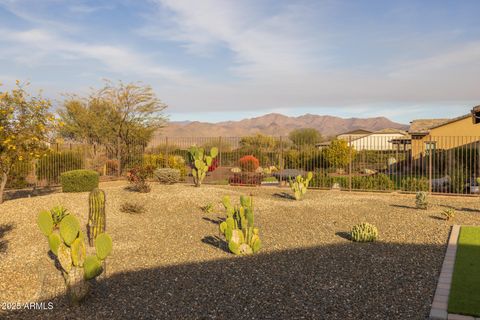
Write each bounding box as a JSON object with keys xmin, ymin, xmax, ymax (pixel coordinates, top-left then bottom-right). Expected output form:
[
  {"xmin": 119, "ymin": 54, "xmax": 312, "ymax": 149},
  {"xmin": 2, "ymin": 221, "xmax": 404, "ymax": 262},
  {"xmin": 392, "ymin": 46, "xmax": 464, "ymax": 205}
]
[
  {"xmin": 188, "ymin": 146, "xmax": 218, "ymax": 187},
  {"xmin": 415, "ymin": 191, "xmax": 428, "ymax": 210},
  {"xmin": 88, "ymin": 188, "xmax": 106, "ymax": 247},
  {"xmin": 350, "ymin": 222, "xmax": 378, "ymax": 242},
  {"xmin": 289, "ymin": 172, "xmax": 313, "ymax": 200},
  {"xmin": 37, "ymin": 208, "xmax": 112, "ymax": 305},
  {"xmin": 219, "ymin": 195, "xmax": 262, "ymax": 255}
]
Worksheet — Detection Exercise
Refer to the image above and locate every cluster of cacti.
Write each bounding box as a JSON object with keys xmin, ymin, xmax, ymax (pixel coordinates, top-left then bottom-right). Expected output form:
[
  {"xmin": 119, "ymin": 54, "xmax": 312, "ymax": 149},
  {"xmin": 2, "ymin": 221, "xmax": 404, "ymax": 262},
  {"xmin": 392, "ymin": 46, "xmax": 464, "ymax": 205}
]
[
  {"xmin": 289, "ymin": 172, "xmax": 313, "ymax": 200},
  {"xmin": 350, "ymin": 222, "xmax": 378, "ymax": 242},
  {"xmin": 416, "ymin": 191, "xmax": 428, "ymax": 209},
  {"xmin": 37, "ymin": 208, "xmax": 112, "ymax": 304},
  {"xmin": 188, "ymin": 146, "xmax": 218, "ymax": 187},
  {"xmin": 154, "ymin": 168, "xmax": 180, "ymax": 184},
  {"xmin": 88, "ymin": 188, "xmax": 106, "ymax": 247},
  {"xmin": 219, "ymin": 195, "xmax": 261, "ymax": 255},
  {"xmin": 441, "ymin": 208, "xmax": 455, "ymax": 221}
]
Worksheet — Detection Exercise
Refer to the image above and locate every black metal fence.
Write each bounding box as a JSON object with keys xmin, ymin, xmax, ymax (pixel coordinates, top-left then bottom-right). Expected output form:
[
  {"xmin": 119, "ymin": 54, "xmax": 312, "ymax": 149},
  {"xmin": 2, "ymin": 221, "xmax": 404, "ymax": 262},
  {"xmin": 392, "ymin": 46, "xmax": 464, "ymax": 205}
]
[{"xmin": 7, "ymin": 135, "xmax": 480, "ymax": 196}]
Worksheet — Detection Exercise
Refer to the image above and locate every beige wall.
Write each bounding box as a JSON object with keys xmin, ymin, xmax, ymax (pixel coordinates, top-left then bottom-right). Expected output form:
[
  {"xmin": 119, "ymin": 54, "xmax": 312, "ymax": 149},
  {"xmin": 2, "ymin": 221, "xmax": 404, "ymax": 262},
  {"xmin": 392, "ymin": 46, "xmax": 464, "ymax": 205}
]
[{"xmin": 412, "ymin": 116, "xmax": 480, "ymax": 158}]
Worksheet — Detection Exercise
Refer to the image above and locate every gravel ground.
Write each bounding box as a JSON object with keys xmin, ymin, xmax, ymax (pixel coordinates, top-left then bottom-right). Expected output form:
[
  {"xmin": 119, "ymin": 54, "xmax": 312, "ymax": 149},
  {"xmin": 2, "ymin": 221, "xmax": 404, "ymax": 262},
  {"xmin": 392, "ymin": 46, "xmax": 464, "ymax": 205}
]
[{"xmin": 1, "ymin": 182, "xmax": 480, "ymax": 319}]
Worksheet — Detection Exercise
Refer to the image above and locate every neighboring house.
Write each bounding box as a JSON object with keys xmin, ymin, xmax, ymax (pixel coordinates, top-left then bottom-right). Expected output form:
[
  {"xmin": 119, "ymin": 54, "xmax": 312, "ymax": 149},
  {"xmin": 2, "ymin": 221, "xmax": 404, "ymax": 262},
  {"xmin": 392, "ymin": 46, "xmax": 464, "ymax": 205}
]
[
  {"xmin": 348, "ymin": 129, "xmax": 409, "ymax": 151},
  {"xmin": 337, "ymin": 129, "xmax": 372, "ymax": 141},
  {"xmin": 317, "ymin": 128, "xmax": 409, "ymax": 151},
  {"xmin": 409, "ymin": 106, "xmax": 480, "ymax": 158}
]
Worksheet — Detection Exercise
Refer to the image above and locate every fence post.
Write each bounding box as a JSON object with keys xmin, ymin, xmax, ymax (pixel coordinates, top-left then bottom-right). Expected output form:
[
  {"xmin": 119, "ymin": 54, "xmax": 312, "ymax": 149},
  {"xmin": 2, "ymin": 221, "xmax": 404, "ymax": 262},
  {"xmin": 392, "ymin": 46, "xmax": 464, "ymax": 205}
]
[
  {"xmin": 218, "ymin": 136, "xmax": 222, "ymax": 167},
  {"xmin": 117, "ymin": 136, "xmax": 122, "ymax": 177},
  {"xmin": 428, "ymin": 140, "xmax": 433, "ymax": 193},
  {"xmin": 165, "ymin": 137, "xmax": 169, "ymax": 167},
  {"xmin": 280, "ymin": 136, "xmax": 284, "ymax": 185},
  {"xmin": 349, "ymin": 135, "xmax": 352, "ymax": 191}
]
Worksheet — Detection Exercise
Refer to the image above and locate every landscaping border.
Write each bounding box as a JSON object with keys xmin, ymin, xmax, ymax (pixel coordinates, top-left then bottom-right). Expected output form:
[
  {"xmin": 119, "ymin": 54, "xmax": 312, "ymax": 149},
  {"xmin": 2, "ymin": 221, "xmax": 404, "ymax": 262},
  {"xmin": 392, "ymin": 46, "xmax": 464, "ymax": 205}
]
[{"xmin": 430, "ymin": 225, "xmax": 480, "ymax": 320}]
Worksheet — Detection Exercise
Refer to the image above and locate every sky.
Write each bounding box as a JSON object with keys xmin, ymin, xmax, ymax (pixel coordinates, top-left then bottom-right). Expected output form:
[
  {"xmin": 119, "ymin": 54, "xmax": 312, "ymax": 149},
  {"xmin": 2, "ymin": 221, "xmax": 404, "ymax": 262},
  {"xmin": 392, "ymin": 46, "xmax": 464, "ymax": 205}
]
[{"xmin": 0, "ymin": 0, "xmax": 479, "ymax": 124}]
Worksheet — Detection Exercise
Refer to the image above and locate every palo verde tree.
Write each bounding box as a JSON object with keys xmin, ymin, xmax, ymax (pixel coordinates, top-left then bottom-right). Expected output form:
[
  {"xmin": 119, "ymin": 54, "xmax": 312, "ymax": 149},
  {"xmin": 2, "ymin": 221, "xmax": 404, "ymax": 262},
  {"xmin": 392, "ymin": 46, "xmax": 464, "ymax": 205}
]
[
  {"xmin": 0, "ymin": 82, "xmax": 54, "ymax": 203},
  {"xmin": 288, "ymin": 128, "xmax": 322, "ymax": 147},
  {"xmin": 324, "ymin": 139, "xmax": 356, "ymax": 169},
  {"xmin": 59, "ymin": 81, "xmax": 168, "ymax": 171}
]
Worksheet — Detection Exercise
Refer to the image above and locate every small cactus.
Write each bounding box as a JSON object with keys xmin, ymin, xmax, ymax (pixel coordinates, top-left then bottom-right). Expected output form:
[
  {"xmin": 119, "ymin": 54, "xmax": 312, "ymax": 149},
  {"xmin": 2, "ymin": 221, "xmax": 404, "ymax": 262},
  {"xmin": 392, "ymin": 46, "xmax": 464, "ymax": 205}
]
[
  {"xmin": 441, "ymin": 208, "xmax": 455, "ymax": 221},
  {"xmin": 289, "ymin": 172, "xmax": 313, "ymax": 200},
  {"xmin": 201, "ymin": 203, "xmax": 214, "ymax": 213},
  {"xmin": 88, "ymin": 188, "xmax": 106, "ymax": 247},
  {"xmin": 416, "ymin": 191, "xmax": 428, "ymax": 210},
  {"xmin": 188, "ymin": 146, "xmax": 218, "ymax": 187},
  {"xmin": 37, "ymin": 208, "xmax": 112, "ymax": 304},
  {"xmin": 218, "ymin": 195, "xmax": 262, "ymax": 255},
  {"xmin": 350, "ymin": 223, "xmax": 378, "ymax": 242}
]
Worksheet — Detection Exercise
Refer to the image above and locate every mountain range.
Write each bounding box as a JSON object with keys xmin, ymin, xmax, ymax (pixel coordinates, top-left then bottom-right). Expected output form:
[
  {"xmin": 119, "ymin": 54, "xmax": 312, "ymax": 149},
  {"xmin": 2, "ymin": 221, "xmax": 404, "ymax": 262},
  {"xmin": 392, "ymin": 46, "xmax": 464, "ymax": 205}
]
[{"xmin": 157, "ymin": 113, "xmax": 408, "ymax": 138}]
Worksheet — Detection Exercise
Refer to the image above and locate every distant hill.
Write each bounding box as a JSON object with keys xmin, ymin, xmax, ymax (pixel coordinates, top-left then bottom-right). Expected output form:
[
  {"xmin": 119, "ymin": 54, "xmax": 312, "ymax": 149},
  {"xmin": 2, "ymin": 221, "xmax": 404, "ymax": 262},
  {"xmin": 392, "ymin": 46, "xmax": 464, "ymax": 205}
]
[{"xmin": 157, "ymin": 113, "xmax": 408, "ymax": 138}]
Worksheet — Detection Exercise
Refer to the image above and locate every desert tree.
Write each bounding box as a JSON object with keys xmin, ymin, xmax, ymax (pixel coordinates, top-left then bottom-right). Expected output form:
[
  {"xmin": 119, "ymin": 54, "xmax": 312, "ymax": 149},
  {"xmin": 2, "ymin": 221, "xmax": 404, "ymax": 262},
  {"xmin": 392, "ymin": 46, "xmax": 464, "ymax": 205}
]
[
  {"xmin": 288, "ymin": 128, "xmax": 322, "ymax": 147},
  {"xmin": 59, "ymin": 81, "xmax": 168, "ymax": 172},
  {"xmin": 0, "ymin": 82, "xmax": 54, "ymax": 203}
]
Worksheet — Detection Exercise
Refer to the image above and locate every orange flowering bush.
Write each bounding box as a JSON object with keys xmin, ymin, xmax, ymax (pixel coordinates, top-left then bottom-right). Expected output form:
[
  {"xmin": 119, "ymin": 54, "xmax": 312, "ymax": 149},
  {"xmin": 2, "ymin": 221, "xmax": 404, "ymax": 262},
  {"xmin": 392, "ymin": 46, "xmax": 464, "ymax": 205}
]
[{"xmin": 239, "ymin": 155, "xmax": 260, "ymax": 172}]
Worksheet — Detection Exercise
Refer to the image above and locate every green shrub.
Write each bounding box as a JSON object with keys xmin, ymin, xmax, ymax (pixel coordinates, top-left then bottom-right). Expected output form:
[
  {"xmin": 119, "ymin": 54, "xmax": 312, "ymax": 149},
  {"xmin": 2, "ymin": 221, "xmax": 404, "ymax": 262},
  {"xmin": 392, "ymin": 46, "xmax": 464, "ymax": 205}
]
[
  {"xmin": 401, "ymin": 177, "xmax": 429, "ymax": 192},
  {"xmin": 6, "ymin": 162, "xmax": 32, "ymax": 189},
  {"xmin": 61, "ymin": 170, "xmax": 99, "ymax": 193},
  {"xmin": 120, "ymin": 202, "xmax": 145, "ymax": 214},
  {"xmin": 37, "ymin": 151, "xmax": 84, "ymax": 184},
  {"xmin": 310, "ymin": 172, "xmax": 394, "ymax": 190},
  {"xmin": 441, "ymin": 208, "xmax": 455, "ymax": 221},
  {"xmin": 154, "ymin": 168, "xmax": 180, "ymax": 184}
]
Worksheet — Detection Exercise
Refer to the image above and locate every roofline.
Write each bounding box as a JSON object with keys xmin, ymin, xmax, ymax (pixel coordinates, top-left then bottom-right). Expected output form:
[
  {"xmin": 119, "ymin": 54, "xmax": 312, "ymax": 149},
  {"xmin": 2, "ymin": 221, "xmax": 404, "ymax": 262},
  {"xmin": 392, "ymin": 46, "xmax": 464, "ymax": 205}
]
[{"xmin": 427, "ymin": 114, "xmax": 470, "ymax": 131}]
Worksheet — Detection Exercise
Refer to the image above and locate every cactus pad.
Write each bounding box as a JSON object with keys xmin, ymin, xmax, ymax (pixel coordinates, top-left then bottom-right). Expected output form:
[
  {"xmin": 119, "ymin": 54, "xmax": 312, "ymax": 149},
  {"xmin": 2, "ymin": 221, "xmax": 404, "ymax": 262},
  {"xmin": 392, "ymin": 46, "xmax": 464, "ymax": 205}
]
[
  {"xmin": 83, "ymin": 255, "xmax": 103, "ymax": 280},
  {"xmin": 38, "ymin": 210, "xmax": 54, "ymax": 236},
  {"xmin": 57, "ymin": 243, "xmax": 73, "ymax": 273},
  {"xmin": 48, "ymin": 232, "xmax": 62, "ymax": 256},
  {"xmin": 59, "ymin": 215, "xmax": 80, "ymax": 246},
  {"xmin": 71, "ymin": 237, "xmax": 86, "ymax": 267},
  {"xmin": 95, "ymin": 233, "xmax": 112, "ymax": 260}
]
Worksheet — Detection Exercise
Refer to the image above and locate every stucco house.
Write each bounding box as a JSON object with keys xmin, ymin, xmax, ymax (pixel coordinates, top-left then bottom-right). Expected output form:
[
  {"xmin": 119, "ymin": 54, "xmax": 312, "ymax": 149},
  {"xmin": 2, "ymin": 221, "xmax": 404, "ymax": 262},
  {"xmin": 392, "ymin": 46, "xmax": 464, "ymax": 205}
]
[
  {"xmin": 317, "ymin": 128, "xmax": 409, "ymax": 151},
  {"xmin": 408, "ymin": 106, "xmax": 480, "ymax": 158}
]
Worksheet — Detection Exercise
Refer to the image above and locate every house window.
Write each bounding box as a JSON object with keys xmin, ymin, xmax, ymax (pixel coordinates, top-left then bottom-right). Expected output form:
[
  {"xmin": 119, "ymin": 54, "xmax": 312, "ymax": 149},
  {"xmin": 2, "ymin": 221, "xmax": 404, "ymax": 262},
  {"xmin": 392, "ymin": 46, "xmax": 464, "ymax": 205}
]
[{"xmin": 425, "ymin": 141, "xmax": 436, "ymax": 156}]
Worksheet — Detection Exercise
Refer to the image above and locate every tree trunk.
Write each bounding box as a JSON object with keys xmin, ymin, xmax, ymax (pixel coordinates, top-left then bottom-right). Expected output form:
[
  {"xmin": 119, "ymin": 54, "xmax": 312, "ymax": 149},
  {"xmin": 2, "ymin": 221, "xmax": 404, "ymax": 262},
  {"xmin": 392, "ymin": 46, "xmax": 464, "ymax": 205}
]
[{"xmin": 0, "ymin": 172, "xmax": 8, "ymax": 204}]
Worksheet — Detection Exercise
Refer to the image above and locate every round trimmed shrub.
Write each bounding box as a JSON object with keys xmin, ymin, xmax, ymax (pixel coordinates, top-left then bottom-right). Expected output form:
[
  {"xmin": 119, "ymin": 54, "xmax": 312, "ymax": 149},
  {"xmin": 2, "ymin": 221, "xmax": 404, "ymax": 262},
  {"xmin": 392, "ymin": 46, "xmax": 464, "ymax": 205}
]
[
  {"xmin": 154, "ymin": 168, "xmax": 180, "ymax": 184},
  {"xmin": 61, "ymin": 170, "xmax": 99, "ymax": 193},
  {"xmin": 239, "ymin": 155, "xmax": 259, "ymax": 172}
]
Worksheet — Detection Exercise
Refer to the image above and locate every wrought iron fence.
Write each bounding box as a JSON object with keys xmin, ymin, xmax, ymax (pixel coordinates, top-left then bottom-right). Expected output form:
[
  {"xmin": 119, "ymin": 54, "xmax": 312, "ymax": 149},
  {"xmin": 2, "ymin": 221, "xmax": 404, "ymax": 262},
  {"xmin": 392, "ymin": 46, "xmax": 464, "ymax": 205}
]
[{"xmin": 7, "ymin": 135, "xmax": 480, "ymax": 196}]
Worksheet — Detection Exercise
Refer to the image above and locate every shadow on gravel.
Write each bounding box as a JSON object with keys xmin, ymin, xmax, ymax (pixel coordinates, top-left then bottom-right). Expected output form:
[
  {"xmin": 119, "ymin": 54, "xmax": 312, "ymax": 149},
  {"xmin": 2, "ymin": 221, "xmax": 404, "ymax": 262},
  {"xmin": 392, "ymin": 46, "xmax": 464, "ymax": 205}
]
[
  {"xmin": 438, "ymin": 204, "xmax": 480, "ymax": 213},
  {"xmin": 5, "ymin": 242, "xmax": 446, "ymax": 320},
  {"xmin": 0, "ymin": 223, "xmax": 15, "ymax": 253},
  {"xmin": 429, "ymin": 215, "xmax": 446, "ymax": 221},
  {"xmin": 390, "ymin": 204, "xmax": 418, "ymax": 210},
  {"xmin": 335, "ymin": 231, "xmax": 351, "ymax": 241},
  {"xmin": 201, "ymin": 235, "xmax": 229, "ymax": 253},
  {"xmin": 3, "ymin": 187, "xmax": 58, "ymax": 201},
  {"xmin": 202, "ymin": 217, "xmax": 223, "ymax": 225},
  {"xmin": 273, "ymin": 192, "xmax": 296, "ymax": 200}
]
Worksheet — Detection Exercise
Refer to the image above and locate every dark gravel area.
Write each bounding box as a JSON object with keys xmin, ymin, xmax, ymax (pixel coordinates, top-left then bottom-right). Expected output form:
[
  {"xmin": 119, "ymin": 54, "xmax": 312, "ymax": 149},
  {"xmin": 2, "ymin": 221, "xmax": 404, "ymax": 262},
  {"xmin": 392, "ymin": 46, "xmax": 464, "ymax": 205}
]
[{"xmin": 1, "ymin": 182, "xmax": 480, "ymax": 319}]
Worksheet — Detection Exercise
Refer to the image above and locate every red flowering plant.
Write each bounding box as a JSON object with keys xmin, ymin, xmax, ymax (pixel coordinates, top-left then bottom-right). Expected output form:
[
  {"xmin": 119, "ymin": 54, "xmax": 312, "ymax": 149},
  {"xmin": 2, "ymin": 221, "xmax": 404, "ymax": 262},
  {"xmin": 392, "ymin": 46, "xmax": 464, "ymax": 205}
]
[
  {"xmin": 239, "ymin": 155, "xmax": 259, "ymax": 172},
  {"xmin": 126, "ymin": 165, "xmax": 155, "ymax": 193},
  {"xmin": 208, "ymin": 158, "xmax": 219, "ymax": 172}
]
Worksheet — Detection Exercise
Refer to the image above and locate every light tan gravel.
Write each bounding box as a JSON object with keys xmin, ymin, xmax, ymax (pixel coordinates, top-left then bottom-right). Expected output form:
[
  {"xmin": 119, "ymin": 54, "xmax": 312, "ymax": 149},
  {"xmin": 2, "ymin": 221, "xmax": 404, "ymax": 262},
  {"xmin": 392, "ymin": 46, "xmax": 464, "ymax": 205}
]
[{"xmin": 1, "ymin": 182, "xmax": 480, "ymax": 319}]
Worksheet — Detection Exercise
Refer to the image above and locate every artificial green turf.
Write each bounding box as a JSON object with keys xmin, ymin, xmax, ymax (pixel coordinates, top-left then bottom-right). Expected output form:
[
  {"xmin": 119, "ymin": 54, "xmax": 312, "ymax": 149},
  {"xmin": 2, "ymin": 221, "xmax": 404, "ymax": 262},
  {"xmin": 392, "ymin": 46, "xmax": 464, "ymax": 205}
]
[{"xmin": 448, "ymin": 226, "xmax": 480, "ymax": 317}]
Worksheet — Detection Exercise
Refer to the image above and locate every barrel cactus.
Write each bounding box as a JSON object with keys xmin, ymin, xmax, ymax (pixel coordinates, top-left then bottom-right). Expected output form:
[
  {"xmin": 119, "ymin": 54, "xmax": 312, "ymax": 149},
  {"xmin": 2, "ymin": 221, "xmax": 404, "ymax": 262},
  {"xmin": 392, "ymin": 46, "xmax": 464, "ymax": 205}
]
[
  {"xmin": 350, "ymin": 222, "xmax": 378, "ymax": 242},
  {"xmin": 88, "ymin": 188, "xmax": 106, "ymax": 247},
  {"xmin": 154, "ymin": 168, "xmax": 180, "ymax": 184},
  {"xmin": 416, "ymin": 191, "xmax": 428, "ymax": 209},
  {"xmin": 289, "ymin": 172, "xmax": 313, "ymax": 200},
  {"xmin": 188, "ymin": 146, "xmax": 218, "ymax": 187},
  {"xmin": 218, "ymin": 195, "xmax": 262, "ymax": 255},
  {"xmin": 37, "ymin": 208, "xmax": 112, "ymax": 304}
]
